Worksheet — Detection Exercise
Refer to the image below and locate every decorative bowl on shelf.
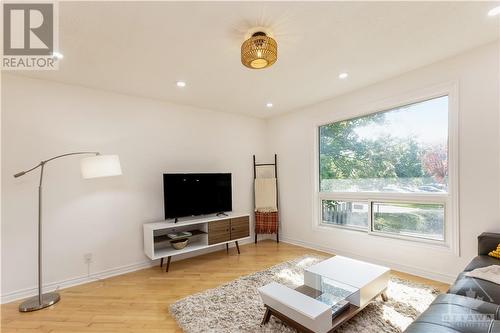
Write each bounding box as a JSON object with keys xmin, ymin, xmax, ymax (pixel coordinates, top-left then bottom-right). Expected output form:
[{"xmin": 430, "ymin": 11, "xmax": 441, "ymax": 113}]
[{"xmin": 171, "ymin": 238, "xmax": 188, "ymax": 250}]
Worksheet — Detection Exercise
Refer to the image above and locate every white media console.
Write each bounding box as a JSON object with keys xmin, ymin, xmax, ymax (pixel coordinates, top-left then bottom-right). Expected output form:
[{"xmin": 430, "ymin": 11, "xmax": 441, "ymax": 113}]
[{"xmin": 143, "ymin": 213, "xmax": 250, "ymax": 272}]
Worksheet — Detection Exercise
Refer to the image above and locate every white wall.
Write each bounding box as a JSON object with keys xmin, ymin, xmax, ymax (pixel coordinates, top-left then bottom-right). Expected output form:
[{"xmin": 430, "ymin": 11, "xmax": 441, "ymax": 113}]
[
  {"xmin": 267, "ymin": 42, "xmax": 500, "ymax": 283},
  {"xmin": 2, "ymin": 42, "xmax": 499, "ymax": 303},
  {"xmin": 1, "ymin": 74, "xmax": 268, "ymax": 302}
]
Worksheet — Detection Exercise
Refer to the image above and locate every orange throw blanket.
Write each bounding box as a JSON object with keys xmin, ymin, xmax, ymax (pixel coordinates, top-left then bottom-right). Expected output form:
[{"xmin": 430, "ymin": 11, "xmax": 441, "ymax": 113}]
[{"xmin": 255, "ymin": 211, "xmax": 279, "ymax": 234}]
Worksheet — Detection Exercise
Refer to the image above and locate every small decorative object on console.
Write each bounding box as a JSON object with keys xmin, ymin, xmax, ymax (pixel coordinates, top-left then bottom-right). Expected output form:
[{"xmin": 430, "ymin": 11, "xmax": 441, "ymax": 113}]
[{"xmin": 171, "ymin": 239, "xmax": 188, "ymax": 250}]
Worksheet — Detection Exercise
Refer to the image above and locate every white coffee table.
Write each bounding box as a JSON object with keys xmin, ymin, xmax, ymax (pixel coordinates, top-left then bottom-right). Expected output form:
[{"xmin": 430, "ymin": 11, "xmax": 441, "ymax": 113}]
[{"xmin": 258, "ymin": 256, "xmax": 390, "ymax": 333}]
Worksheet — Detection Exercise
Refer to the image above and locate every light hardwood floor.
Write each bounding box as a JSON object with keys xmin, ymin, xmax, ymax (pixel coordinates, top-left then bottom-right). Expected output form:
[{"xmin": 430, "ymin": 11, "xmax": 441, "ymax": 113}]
[{"xmin": 1, "ymin": 240, "xmax": 449, "ymax": 333}]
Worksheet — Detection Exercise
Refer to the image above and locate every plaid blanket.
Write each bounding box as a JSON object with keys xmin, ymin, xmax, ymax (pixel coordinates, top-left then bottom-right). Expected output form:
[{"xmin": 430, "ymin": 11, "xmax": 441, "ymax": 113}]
[{"xmin": 255, "ymin": 211, "xmax": 279, "ymax": 234}]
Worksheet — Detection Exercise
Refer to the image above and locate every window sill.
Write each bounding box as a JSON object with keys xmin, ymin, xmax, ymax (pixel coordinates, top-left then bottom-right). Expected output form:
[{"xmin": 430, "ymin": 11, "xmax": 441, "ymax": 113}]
[
  {"xmin": 314, "ymin": 222, "xmax": 454, "ymax": 254},
  {"xmin": 318, "ymin": 222, "xmax": 368, "ymax": 233},
  {"xmin": 368, "ymin": 230, "xmax": 447, "ymax": 247}
]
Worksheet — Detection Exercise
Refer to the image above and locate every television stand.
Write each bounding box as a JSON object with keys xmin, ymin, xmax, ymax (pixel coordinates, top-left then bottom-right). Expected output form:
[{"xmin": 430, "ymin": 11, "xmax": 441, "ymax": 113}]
[{"xmin": 143, "ymin": 213, "xmax": 250, "ymax": 272}]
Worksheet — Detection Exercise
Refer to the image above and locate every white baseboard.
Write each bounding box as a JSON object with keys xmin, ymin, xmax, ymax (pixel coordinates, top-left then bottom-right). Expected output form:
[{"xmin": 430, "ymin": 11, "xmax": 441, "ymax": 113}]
[
  {"xmin": 280, "ymin": 235, "xmax": 456, "ymax": 284},
  {"xmin": 0, "ymin": 260, "xmax": 155, "ymax": 304},
  {"xmin": 1, "ymin": 237, "xmax": 257, "ymax": 304},
  {"xmin": 3, "ymin": 235, "xmax": 451, "ymax": 304}
]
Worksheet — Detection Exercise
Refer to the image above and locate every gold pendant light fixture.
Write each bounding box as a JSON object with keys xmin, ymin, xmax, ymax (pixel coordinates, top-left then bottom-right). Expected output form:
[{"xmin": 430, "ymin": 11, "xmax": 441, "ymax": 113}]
[{"xmin": 241, "ymin": 31, "xmax": 277, "ymax": 69}]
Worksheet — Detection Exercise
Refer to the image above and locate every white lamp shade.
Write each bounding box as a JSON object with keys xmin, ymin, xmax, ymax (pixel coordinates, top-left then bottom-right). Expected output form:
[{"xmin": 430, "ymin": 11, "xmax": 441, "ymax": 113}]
[{"xmin": 81, "ymin": 155, "xmax": 122, "ymax": 179}]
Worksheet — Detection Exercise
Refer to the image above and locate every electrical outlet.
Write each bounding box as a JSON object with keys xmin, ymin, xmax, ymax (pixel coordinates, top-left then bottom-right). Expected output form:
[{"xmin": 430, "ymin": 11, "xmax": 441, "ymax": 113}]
[{"xmin": 84, "ymin": 253, "xmax": 93, "ymax": 264}]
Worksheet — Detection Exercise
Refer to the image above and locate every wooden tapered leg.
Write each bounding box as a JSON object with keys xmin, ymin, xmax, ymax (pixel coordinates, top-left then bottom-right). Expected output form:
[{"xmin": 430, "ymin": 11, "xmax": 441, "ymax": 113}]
[
  {"xmin": 235, "ymin": 241, "xmax": 240, "ymax": 254},
  {"xmin": 381, "ymin": 291, "xmax": 388, "ymax": 302},
  {"xmin": 160, "ymin": 257, "xmax": 164, "ymax": 268},
  {"xmin": 276, "ymin": 231, "xmax": 279, "ymax": 243},
  {"xmin": 226, "ymin": 243, "xmax": 229, "ymax": 253},
  {"xmin": 261, "ymin": 307, "xmax": 272, "ymax": 326},
  {"xmin": 255, "ymin": 234, "xmax": 258, "ymax": 244},
  {"xmin": 165, "ymin": 256, "xmax": 171, "ymax": 272}
]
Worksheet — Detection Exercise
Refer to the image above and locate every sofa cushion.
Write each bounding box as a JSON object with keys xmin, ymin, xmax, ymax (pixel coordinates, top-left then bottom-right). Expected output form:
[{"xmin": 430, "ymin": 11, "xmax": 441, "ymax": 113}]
[
  {"xmin": 405, "ymin": 321, "xmax": 500, "ymax": 333},
  {"xmin": 405, "ymin": 294, "xmax": 500, "ymax": 333},
  {"xmin": 431, "ymin": 294, "xmax": 500, "ymax": 319},
  {"xmin": 404, "ymin": 322, "xmax": 462, "ymax": 333},
  {"xmin": 464, "ymin": 255, "xmax": 500, "ymax": 272},
  {"xmin": 449, "ymin": 272, "xmax": 500, "ymax": 306},
  {"xmin": 407, "ymin": 303, "xmax": 497, "ymax": 333}
]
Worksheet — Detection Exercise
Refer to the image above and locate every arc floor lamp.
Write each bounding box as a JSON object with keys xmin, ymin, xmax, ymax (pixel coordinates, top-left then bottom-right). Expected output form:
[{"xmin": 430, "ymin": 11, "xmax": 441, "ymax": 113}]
[{"xmin": 14, "ymin": 152, "xmax": 122, "ymax": 312}]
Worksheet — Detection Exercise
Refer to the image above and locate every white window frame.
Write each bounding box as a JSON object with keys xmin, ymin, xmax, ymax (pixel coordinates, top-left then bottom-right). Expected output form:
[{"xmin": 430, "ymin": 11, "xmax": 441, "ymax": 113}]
[{"xmin": 313, "ymin": 82, "xmax": 460, "ymax": 255}]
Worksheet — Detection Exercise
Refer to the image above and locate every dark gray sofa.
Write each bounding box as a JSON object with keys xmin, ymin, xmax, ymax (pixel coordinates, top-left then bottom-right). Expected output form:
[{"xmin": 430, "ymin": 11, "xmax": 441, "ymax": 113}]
[{"xmin": 405, "ymin": 233, "xmax": 500, "ymax": 333}]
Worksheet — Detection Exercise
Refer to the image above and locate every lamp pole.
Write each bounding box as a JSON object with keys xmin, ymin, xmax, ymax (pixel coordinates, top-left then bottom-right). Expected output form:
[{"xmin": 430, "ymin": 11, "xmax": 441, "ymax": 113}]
[{"xmin": 14, "ymin": 152, "xmax": 99, "ymax": 312}]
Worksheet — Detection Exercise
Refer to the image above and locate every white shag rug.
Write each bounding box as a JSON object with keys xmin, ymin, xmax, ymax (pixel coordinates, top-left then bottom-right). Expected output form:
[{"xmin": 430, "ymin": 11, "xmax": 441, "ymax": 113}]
[{"xmin": 169, "ymin": 255, "xmax": 440, "ymax": 333}]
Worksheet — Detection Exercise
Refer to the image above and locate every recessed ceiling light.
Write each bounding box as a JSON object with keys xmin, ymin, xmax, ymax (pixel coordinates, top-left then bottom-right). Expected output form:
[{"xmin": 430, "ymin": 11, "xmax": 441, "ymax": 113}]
[
  {"xmin": 52, "ymin": 51, "xmax": 63, "ymax": 59},
  {"xmin": 266, "ymin": 102, "xmax": 273, "ymax": 108},
  {"xmin": 176, "ymin": 81, "xmax": 186, "ymax": 87},
  {"xmin": 488, "ymin": 6, "xmax": 500, "ymax": 16},
  {"xmin": 338, "ymin": 72, "xmax": 349, "ymax": 79}
]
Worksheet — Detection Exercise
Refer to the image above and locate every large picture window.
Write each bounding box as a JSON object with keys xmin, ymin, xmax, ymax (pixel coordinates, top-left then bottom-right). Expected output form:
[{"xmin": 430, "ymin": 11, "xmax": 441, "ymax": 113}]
[{"xmin": 318, "ymin": 95, "xmax": 451, "ymax": 243}]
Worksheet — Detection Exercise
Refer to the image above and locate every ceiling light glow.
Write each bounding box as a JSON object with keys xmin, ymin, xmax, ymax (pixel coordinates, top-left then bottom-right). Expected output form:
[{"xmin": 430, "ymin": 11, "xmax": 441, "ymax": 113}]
[
  {"xmin": 488, "ymin": 6, "xmax": 500, "ymax": 16},
  {"xmin": 52, "ymin": 51, "xmax": 64, "ymax": 59},
  {"xmin": 338, "ymin": 72, "xmax": 349, "ymax": 79},
  {"xmin": 176, "ymin": 81, "xmax": 186, "ymax": 87},
  {"xmin": 266, "ymin": 102, "xmax": 273, "ymax": 108}
]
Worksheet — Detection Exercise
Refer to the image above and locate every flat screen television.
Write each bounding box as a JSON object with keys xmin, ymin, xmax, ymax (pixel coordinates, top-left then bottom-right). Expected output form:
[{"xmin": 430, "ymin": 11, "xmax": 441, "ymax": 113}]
[{"xmin": 163, "ymin": 173, "xmax": 232, "ymax": 219}]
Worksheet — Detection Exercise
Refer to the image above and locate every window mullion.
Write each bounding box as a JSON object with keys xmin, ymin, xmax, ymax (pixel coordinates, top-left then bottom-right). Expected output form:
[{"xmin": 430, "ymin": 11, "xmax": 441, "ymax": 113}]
[{"xmin": 368, "ymin": 199, "xmax": 374, "ymax": 234}]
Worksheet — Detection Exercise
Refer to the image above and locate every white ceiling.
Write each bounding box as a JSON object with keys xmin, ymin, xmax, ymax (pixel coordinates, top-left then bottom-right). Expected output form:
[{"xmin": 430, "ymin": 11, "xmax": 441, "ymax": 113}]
[{"xmin": 17, "ymin": 1, "xmax": 499, "ymax": 118}]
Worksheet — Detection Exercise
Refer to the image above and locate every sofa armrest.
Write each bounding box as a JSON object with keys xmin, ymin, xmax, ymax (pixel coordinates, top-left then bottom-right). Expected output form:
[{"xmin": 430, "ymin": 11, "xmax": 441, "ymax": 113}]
[{"xmin": 478, "ymin": 232, "xmax": 500, "ymax": 255}]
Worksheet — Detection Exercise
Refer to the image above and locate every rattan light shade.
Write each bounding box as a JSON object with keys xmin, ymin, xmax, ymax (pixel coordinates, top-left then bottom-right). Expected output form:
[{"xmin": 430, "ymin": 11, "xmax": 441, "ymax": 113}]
[{"xmin": 241, "ymin": 32, "xmax": 277, "ymax": 69}]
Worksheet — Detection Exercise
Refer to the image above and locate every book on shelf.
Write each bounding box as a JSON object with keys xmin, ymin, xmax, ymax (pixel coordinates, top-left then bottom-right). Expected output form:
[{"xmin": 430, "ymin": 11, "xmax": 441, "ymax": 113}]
[
  {"xmin": 167, "ymin": 231, "xmax": 192, "ymax": 240},
  {"xmin": 331, "ymin": 299, "xmax": 350, "ymax": 319}
]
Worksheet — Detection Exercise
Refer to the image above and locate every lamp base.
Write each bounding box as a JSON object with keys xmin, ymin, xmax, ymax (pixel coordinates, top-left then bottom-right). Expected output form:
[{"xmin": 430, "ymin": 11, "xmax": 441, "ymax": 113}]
[{"xmin": 19, "ymin": 292, "xmax": 60, "ymax": 312}]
